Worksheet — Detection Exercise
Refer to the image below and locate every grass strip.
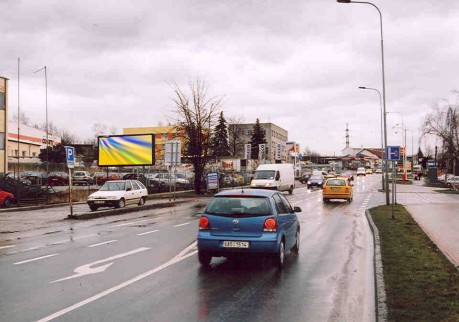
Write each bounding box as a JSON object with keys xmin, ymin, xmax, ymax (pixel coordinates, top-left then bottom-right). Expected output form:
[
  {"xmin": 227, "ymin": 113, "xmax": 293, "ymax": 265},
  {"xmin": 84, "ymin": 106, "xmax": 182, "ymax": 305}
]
[{"xmin": 369, "ymin": 205, "xmax": 459, "ymax": 321}]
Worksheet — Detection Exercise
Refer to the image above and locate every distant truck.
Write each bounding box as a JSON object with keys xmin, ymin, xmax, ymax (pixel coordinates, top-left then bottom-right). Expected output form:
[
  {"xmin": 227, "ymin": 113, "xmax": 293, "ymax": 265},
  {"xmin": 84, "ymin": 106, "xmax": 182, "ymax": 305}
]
[{"xmin": 250, "ymin": 163, "xmax": 295, "ymax": 194}]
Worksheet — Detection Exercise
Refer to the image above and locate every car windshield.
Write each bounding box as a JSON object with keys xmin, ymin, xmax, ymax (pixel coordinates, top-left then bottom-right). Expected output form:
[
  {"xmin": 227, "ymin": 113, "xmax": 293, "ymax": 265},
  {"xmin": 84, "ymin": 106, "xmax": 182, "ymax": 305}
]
[
  {"xmin": 310, "ymin": 175, "xmax": 322, "ymax": 180},
  {"xmin": 254, "ymin": 170, "xmax": 275, "ymax": 180},
  {"xmin": 205, "ymin": 196, "xmax": 271, "ymax": 217},
  {"xmin": 99, "ymin": 182, "xmax": 126, "ymax": 191}
]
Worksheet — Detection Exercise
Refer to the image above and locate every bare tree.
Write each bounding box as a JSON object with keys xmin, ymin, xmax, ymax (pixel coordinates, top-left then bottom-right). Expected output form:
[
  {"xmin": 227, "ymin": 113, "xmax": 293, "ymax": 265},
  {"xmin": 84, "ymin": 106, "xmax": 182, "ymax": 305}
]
[
  {"xmin": 227, "ymin": 114, "xmax": 246, "ymax": 157},
  {"xmin": 171, "ymin": 76, "xmax": 223, "ymax": 194},
  {"xmin": 11, "ymin": 111, "xmax": 31, "ymax": 125},
  {"xmin": 422, "ymin": 91, "xmax": 459, "ymax": 173},
  {"xmin": 60, "ymin": 129, "xmax": 77, "ymax": 145}
]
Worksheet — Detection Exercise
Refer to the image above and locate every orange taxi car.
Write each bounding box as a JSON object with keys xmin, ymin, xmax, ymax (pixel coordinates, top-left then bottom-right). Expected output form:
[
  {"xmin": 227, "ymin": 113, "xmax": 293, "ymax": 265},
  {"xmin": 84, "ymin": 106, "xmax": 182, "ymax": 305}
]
[{"xmin": 322, "ymin": 177, "xmax": 353, "ymax": 203}]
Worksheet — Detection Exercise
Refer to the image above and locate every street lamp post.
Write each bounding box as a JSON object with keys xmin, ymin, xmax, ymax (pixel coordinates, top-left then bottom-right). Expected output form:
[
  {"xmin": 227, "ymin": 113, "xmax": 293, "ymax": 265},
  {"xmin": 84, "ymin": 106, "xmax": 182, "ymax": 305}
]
[
  {"xmin": 406, "ymin": 128, "xmax": 414, "ymax": 169},
  {"xmin": 358, "ymin": 86, "xmax": 384, "ymax": 191},
  {"xmin": 337, "ymin": 0, "xmax": 390, "ymax": 205},
  {"xmin": 34, "ymin": 66, "xmax": 49, "ymax": 200}
]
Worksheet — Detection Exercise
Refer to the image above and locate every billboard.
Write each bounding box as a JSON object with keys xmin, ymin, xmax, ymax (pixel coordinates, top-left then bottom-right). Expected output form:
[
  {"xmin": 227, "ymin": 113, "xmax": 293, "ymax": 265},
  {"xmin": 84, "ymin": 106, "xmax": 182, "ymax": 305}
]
[{"xmin": 98, "ymin": 134, "xmax": 155, "ymax": 166}]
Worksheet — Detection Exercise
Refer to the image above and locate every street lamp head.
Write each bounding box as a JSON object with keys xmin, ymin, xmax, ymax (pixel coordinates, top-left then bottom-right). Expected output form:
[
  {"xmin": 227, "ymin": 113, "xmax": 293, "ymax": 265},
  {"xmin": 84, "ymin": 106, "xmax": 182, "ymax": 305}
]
[
  {"xmin": 337, "ymin": 0, "xmax": 351, "ymax": 3},
  {"xmin": 358, "ymin": 86, "xmax": 367, "ymax": 89}
]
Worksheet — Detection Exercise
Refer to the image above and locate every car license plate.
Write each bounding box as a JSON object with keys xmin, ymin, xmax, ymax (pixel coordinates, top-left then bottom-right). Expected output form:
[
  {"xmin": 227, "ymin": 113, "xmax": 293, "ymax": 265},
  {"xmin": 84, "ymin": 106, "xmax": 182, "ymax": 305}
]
[
  {"xmin": 331, "ymin": 187, "xmax": 340, "ymax": 191},
  {"xmin": 94, "ymin": 201, "xmax": 104, "ymax": 204},
  {"xmin": 223, "ymin": 241, "xmax": 249, "ymax": 248}
]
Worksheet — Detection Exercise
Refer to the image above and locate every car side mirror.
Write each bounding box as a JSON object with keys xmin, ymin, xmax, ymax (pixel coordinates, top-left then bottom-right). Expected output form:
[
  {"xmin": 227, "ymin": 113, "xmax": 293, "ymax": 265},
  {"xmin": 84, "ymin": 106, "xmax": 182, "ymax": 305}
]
[
  {"xmin": 126, "ymin": 187, "xmax": 132, "ymax": 191},
  {"xmin": 293, "ymin": 206, "xmax": 302, "ymax": 213}
]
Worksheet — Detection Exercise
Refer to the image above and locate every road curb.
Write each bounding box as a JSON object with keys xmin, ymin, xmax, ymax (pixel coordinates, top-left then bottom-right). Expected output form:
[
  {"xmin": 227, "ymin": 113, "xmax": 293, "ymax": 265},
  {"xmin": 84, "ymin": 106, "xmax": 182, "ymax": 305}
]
[{"xmin": 365, "ymin": 209, "xmax": 388, "ymax": 322}]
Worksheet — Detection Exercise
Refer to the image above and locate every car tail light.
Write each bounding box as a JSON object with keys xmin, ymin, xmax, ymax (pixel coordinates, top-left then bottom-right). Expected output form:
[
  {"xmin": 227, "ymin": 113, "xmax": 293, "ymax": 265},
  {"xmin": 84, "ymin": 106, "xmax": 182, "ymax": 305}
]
[
  {"xmin": 199, "ymin": 216, "xmax": 210, "ymax": 230},
  {"xmin": 263, "ymin": 218, "xmax": 277, "ymax": 232},
  {"xmin": 345, "ymin": 187, "xmax": 350, "ymax": 193}
]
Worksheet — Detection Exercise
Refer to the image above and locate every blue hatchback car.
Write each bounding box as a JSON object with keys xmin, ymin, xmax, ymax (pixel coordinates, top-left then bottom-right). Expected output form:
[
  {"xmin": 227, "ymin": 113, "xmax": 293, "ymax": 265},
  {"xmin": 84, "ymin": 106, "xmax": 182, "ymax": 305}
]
[{"xmin": 197, "ymin": 189, "xmax": 302, "ymax": 268}]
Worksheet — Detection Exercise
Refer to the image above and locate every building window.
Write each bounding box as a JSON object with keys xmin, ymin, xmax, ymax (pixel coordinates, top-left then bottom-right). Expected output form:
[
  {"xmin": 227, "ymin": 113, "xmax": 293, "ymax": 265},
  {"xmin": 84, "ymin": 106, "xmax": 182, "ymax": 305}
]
[
  {"xmin": 22, "ymin": 151, "xmax": 26, "ymax": 157},
  {"xmin": 0, "ymin": 133, "xmax": 4, "ymax": 149},
  {"xmin": 32, "ymin": 152, "xmax": 37, "ymax": 157},
  {"xmin": 247, "ymin": 130, "xmax": 252, "ymax": 136},
  {"xmin": 0, "ymin": 92, "xmax": 5, "ymax": 110}
]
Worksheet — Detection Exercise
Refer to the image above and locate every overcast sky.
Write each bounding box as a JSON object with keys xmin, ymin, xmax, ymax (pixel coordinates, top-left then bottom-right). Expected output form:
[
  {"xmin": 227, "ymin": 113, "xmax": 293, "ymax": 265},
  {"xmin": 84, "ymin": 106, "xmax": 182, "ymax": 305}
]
[{"xmin": 1, "ymin": 0, "xmax": 458, "ymax": 156}]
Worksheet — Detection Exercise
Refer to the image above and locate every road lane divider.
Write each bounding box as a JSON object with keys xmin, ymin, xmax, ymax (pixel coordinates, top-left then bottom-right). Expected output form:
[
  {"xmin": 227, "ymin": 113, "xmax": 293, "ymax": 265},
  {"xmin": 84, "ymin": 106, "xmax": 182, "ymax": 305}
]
[
  {"xmin": 14, "ymin": 253, "xmax": 59, "ymax": 265},
  {"xmin": 0, "ymin": 245, "xmax": 15, "ymax": 250},
  {"xmin": 87, "ymin": 240, "xmax": 117, "ymax": 248},
  {"xmin": 173, "ymin": 222, "xmax": 190, "ymax": 228},
  {"xmin": 137, "ymin": 230, "xmax": 159, "ymax": 236},
  {"xmin": 111, "ymin": 219, "xmax": 155, "ymax": 227}
]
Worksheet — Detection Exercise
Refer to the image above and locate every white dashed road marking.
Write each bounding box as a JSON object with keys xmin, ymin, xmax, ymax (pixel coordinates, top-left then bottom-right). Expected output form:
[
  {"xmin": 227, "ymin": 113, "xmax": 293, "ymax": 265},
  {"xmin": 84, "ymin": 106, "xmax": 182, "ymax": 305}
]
[
  {"xmin": 87, "ymin": 240, "xmax": 117, "ymax": 248},
  {"xmin": 137, "ymin": 230, "xmax": 159, "ymax": 236},
  {"xmin": 14, "ymin": 253, "xmax": 59, "ymax": 265}
]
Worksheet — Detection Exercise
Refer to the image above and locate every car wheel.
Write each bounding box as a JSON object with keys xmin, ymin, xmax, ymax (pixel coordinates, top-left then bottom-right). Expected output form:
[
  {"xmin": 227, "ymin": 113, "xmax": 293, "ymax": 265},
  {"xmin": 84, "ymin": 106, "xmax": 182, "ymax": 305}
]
[
  {"xmin": 288, "ymin": 186, "xmax": 293, "ymax": 195},
  {"xmin": 292, "ymin": 230, "xmax": 300, "ymax": 254},
  {"xmin": 138, "ymin": 197, "xmax": 145, "ymax": 206},
  {"xmin": 273, "ymin": 240, "xmax": 285, "ymax": 269},
  {"xmin": 323, "ymin": 198, "xmax": 328, "ymax": 203},
  {"xmin": 198, "ymin": 251, "xmax": 211, "ymax": 266},
  {"xmin": 89, "ymin": 205, "xmax": 99, "ymax": 211},
  {"xmin": 3, "ymin": 198, "xmax": 12, "ymax": 208},
  {"xmin": 116, "ymin": 198, "xmax": 126, "ymax": 208}
]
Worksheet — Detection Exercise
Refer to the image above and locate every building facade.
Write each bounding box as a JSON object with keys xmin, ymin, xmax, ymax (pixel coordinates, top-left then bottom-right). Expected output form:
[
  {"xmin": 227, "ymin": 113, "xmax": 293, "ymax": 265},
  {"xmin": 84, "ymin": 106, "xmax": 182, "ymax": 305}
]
[
  {"xmin": 232, "ymin": 122, "xmax": 289, "ymax": 162},
  {"xmin": 123, "ymin": 126, "xmax": 184, "ymax": 164},
  {"xmin": 7, "ymin": 122, "xmax": 61, "ymax": 168}
]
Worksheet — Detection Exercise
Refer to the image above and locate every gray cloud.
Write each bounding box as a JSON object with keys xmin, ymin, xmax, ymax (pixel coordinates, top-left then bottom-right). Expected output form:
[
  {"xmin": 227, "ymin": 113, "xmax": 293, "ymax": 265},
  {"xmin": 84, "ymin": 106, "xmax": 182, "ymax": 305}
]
[{"xmin": 1, "ymin": 0, "xmax": 458, "ymax": 155}]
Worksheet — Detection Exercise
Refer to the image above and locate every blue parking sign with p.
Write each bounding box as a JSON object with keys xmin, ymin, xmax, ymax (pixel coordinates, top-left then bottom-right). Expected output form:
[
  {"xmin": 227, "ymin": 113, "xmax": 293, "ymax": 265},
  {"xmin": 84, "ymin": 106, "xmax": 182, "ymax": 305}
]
[{"xmin": 65, "ymin": 146, "xmax": 75, "ymax": 168}]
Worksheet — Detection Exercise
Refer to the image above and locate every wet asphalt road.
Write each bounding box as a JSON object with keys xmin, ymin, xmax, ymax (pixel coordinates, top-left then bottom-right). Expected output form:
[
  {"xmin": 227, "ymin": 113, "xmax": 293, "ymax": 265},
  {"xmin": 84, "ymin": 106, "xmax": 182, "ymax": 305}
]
[{"xmin": 0, "ymin": 175, "xmax": 381, "ymax": 322}]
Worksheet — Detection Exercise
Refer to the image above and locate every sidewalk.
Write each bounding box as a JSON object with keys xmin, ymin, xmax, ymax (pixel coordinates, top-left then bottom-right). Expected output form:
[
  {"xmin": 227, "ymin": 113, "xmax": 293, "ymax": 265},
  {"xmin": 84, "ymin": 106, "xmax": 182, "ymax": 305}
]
[{"xmin": 392, "ymin": 180, "xmax": 459, "ymax": 268}]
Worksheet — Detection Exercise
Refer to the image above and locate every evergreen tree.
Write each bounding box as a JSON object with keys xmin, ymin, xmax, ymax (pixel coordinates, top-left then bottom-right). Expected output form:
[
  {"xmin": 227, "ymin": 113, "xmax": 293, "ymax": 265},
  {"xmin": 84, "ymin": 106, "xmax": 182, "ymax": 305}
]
[
  {"xmin": 249, "ymin": 118, "xmax": 266, "ymax": 159},
  {"xmin": 38, "ymin": 144, "xmax": 67, "ymax": 164},
  {"xmin": 211, "ymin": 112, "xmax": 230, "ymax": 157}
]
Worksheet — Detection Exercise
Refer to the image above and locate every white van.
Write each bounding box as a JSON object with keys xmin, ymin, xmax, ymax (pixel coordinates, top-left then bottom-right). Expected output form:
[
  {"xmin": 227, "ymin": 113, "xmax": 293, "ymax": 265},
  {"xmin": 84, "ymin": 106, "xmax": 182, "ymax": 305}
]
[{"xmin": 250, "ymin": 163, "xmax": 295, "ymax": 194}]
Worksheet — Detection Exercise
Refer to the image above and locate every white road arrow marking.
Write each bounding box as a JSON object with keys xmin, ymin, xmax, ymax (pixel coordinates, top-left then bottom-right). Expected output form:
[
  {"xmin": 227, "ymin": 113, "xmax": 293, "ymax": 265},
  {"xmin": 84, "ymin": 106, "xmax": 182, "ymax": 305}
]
[
  {"xmin": 50, "ymin": 247, "xmax": 150, "ymax": 283},
  {"xmin": 38, "ymin": 244, "xmax": 198, "ymax": 322}
]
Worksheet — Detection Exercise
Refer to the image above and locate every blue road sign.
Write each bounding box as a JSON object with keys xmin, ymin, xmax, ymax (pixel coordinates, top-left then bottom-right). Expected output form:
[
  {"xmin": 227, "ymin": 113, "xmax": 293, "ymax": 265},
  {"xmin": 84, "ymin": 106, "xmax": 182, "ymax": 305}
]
[
  {"xmin": 65, "ymin": 146, "xmax": 75, "ymax": 168},
  {"xmin": 207, "ymin": 172, "xmax": 219, "ymax": 190},
  {"xmin": 386, "ymin": 146, "xmax": 401, "ymax": 161}
]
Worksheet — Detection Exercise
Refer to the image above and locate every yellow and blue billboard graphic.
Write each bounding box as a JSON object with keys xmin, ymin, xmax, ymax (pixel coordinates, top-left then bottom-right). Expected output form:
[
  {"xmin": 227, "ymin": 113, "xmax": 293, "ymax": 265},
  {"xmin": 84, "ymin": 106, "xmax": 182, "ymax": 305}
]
[{"xmin": 98, "ymin": 134, "xmax": 154, "ymax": 166}]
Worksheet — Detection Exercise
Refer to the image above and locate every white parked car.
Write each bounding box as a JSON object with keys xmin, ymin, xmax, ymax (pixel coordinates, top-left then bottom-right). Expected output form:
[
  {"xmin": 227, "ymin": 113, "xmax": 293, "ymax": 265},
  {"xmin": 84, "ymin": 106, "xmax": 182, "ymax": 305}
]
[
  {"xmin": 149, "ymin": 173, "xmax": 190, "ymax": 187},
  {"xmin": 446, "ymin": 176, "xmax": 459, "ymax": 188},
  {"xmin": 438, "ymin": 173, "xmax": 454, "ymax": 182},
  {"xmin": 356, "ymin": 167, "xmax": 366, "ymax": 176},
  {"xmin": 87, "ymin": 180, "xmax": 148, "ymax": 211}
]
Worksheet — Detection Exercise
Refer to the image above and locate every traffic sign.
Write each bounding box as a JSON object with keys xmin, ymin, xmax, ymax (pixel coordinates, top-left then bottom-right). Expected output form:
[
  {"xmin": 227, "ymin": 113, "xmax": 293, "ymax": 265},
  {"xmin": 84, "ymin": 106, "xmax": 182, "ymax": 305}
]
[
  {"xmin": 207, "ymin": 172, "xmax": 219, "ymax": 190},
  {"xmin": 386, "ymin": 146, "xmax": 401, "ymax": 161},
  {"xmin": 65, "ymin": 146, "xmax": 75, "ymax": 168},
  {"xmin": 164, "ymin": 140, "xmax": 181, "ymax": 166}
]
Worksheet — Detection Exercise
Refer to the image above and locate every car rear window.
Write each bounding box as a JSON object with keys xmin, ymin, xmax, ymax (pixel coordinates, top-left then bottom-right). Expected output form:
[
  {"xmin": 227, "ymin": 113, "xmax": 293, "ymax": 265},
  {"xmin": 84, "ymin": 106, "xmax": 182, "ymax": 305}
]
[
  {"xmin": 326, "ymin": 179, "xmax": 346, "ymax": 186},
  {"xmin": 205, "ymin": 196, "xmax": 271, "ymax": 217}
]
